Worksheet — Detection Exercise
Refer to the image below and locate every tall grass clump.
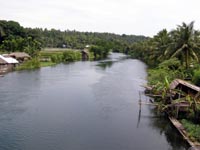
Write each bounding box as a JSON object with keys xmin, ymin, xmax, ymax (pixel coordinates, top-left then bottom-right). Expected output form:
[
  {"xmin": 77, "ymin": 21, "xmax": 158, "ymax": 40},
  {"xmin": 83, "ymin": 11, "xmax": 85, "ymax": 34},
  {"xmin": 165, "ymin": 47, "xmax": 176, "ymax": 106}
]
[
  {"xmin": 62, "ymin": 50, "xmax": 81, "ymax": 62},
  {"xmin": 16, "ymin": 58, "xmax": 40, "ymax": 70}
]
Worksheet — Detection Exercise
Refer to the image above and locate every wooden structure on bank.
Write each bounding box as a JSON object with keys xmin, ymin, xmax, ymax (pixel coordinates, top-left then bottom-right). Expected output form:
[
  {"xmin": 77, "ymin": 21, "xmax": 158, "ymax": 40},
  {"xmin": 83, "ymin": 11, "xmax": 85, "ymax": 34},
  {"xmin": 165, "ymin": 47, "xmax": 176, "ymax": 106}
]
[
  {"xmin": 81, "ymin": 49, "xmax": 89, "ymax": 60},
  {"xmin": 0, "ymin": 55, "xmax": 19, "ymax": 74},
  {"xmin": 7, "ymin": 52, "xmax": 31, "ymax": 62},
  {"xmin": 170, "ymin": 79, "xmax": 200, "ymax": 98},
  {"xmin": 142, "ymin": 79, "xmax": 200, "ymax": 149},
  {"xmin": 168, "ymin": 79, "xmax": 200, "ymax": 118},
  {"xmin": 169, "ymin": 117, "xmax": 200, "ymax": 150}
]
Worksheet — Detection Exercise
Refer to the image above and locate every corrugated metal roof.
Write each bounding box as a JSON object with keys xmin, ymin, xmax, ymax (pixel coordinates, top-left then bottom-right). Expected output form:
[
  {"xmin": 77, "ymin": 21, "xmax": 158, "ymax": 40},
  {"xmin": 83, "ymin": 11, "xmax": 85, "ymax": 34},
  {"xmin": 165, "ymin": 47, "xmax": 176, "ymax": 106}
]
[
  {"xmin": 0, "ymin": 55, "xmax": 7, "ymax": 64},
  {"xmin": 0, "ymin": 55, "xmax": 19, "ymax": 64}
]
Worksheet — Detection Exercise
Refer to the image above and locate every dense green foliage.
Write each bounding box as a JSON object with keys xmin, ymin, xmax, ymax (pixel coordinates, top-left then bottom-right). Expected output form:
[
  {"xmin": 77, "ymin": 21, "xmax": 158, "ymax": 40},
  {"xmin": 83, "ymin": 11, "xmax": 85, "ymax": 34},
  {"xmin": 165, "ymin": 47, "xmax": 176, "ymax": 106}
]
[
  {"xmin": 0, "ymin": 20, "xmax": 147, "ymax": 57},
  {"xmin": 62, "ymin": 50, "xmax": 81, "ymax": 62},
  {"xmin": 129, "ymin": 22, "xmax": 200, "ymax": 69},
  {"xmin": 192, "ymin": 68, "xmax": 200, "ymax": 86},
  {"xmin": 140, "ymin": 22, "xmax": 200, "ymax": 139},
  {"xmin": 16, "ymin": 58, "xmax": 40, "ymax": 70},
  {"xmin": 39, "ymin": 49, "xmax": 82, "ymax": 62},
  {"xmin": 16, "ymin": 49, "xmax": 82, "ymax": 70},
  {"xmin": 0, "ymin": 21, "xmax": 41, "ymax": 56},
  {"xmin": 181, "ymin": 119, "xmax": 200, "ymax": 142},
  {"xmin": 89, "ymin": 45, "xmax": 110, "ymax": 60},
  {"xmin": 148, "ymin": 59, "xmax": 184, "ymax": 85},
  {"xmin": 129, "ymin": 21, "xmax": 200, "ymax": 86}
]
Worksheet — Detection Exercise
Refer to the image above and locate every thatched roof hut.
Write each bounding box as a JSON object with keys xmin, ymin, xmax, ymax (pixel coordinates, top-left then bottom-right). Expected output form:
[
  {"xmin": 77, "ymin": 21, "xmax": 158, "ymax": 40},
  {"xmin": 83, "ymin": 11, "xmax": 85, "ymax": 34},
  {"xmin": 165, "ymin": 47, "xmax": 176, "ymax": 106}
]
[
  {"xmin": 8, "ymin": 52, "xmax": 31, "ymax": 62},
  {"xmin": 81, "ymin": 49, "xmax": 89, "ymax": 60}
]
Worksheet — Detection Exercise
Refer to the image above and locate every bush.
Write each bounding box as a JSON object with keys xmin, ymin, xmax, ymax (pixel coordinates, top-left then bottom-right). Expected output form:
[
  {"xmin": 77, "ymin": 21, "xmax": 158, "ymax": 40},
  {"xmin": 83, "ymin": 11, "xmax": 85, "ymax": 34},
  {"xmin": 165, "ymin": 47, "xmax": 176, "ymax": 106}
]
[
  {"xmin": 148, "ymin": 68, "xmax": 184, "ymax": 85},
  {"xmin": 158, "ymin": 58, "xmax": 181, "ymax": 70},
  {"xmin": 89, "ymin": 45, "xmax": 110, "ymax": 59},
  {"xmin": 147, "ymin": 58, "xmax": 191, "ymax": 86},
  {"xmin": 50, "ymin": 54, "xmax": 62, "ymax": 63},
  {"xmin": 192, "ymin": 69, "xmax": 200, "ymax": 86},
  {"xmin": 62, "ymin": 50, "xmax": 81, "ymax": 62},
  {"xmin": 16, "ymin": 58, "xmax": 40, "ymax": 70}
]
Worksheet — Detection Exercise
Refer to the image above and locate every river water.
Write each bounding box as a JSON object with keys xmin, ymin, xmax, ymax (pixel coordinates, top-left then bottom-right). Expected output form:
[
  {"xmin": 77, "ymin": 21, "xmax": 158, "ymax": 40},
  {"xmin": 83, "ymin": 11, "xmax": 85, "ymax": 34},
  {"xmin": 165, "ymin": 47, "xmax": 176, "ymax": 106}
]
[{"xmin": 0, "ymin": 53, "xmax": 189, "ymax": 150}]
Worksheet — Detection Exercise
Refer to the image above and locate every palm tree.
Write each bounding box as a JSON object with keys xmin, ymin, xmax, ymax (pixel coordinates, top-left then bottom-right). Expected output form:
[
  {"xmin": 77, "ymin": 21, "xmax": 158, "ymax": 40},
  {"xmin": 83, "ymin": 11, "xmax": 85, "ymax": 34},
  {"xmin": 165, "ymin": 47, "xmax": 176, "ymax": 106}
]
[
  {"xmin": 153, "ymin": 29, "xmax": 171, "ymax": 62},
  {"xmin": 165, "ymin": 21, "xmax": 200, "ymax": 69}
]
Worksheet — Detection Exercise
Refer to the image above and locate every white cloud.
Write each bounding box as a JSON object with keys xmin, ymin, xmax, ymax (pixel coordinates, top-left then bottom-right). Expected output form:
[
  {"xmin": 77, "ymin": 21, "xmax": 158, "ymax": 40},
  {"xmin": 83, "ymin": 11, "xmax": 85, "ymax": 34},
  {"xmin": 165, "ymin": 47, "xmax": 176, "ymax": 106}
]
[{"xmin": 0, "ymin": 0, "xmax": 200, "ymax": 36}]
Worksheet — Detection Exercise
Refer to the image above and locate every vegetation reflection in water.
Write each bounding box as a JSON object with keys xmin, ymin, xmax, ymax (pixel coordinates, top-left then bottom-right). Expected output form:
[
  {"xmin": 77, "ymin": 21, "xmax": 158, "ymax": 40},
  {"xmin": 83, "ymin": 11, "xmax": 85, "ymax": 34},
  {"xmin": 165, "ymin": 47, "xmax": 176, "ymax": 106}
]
[{"xmin": 0, "ymin": 53, "xmax": 189, "ymax": 150}]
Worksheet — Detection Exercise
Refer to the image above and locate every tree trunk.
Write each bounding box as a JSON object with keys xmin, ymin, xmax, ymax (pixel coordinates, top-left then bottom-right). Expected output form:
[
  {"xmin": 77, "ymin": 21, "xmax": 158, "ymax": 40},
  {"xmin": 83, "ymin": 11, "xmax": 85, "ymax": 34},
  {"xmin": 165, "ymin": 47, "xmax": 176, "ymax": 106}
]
[{"xmin": 185, "ymin": 49, "xmax": 189, "ymax": 69}]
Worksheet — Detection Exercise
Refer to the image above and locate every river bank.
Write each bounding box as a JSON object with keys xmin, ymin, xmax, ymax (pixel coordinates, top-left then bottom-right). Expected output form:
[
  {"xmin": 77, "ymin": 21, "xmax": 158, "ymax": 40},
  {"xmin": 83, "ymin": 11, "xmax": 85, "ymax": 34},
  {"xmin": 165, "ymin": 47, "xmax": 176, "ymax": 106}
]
[
  {"xmin": 169, "ymin": 117, "xmax": 200, "ymax": 150},
  {"xmin": 144, "ymin": 78, "xmax": 200, "ymax": 149}
]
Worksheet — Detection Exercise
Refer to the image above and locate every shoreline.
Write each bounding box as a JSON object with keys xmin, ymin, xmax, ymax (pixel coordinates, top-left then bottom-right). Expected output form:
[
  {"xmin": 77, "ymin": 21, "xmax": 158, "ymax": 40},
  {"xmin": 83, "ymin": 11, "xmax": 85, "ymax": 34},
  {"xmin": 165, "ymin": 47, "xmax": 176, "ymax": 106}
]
[{"xmin": 168, "ymin": 117, "xmax": 200, "ymax": 150}]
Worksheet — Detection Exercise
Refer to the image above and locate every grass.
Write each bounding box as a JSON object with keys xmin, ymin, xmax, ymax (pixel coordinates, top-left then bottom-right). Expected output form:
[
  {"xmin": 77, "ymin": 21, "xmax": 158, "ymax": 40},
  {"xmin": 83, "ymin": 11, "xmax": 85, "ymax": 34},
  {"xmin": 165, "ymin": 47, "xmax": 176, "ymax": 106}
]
[
  {"xmin": 39, "ymin": 49, "xmax": 82, "ymax": 63},
  {"xmin": 15, "ymin": 48, "xmax": 88, "ymax": 70},
  {"xmin": 39, "ymin": 50, "xmax": 64, "ymax": 58},
  {"xmin": 40, "ymin": 62, "xmax": 56, "ymax": 67},
  {"xmin": 42, "ymin": 48, "xmax": 80, "ymax": 51},
  {"xmin": 181, "ymin": 119, "xmax": 200, "ymax": 142},
  {"xmin": 16, "ymin": 60, "xmax": 56, "ymax": 70},
  {"xmin": 16, "ymin": 58, "xmax": 40, "ymax": 70}
]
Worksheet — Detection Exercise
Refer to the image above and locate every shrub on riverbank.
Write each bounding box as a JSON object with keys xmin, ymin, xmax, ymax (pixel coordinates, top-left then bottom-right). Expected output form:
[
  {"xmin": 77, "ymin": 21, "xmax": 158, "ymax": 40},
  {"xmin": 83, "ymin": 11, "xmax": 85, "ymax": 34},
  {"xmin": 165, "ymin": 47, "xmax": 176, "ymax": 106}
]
[
  {"xmin": 16, "ymin": 58, "xmax": 40, "ymax": 70},
  {"xmin": 192, "ymin": 66, "xmax": 200, "ymax": 86},
  {"xmin": 147, "ymin": 58, "xmax": 185, "ymax": 85},
  {"xmin": 62, "ymin": 50, "xmax": 81, "ymax": 62},
  {"xmin": 40, "ymin": 50, "xmax": 82, "ymax": 62},
  {"xmin": 40, "ymin": 62, "xmax": 56, "ymax": 67},
  {"xmin": 16, "ymin": 50, "xmax": 83, "ymax": 70},
  {"xmin": 89, "ymin": 45, "xmax": 110, "ymax": 60}
]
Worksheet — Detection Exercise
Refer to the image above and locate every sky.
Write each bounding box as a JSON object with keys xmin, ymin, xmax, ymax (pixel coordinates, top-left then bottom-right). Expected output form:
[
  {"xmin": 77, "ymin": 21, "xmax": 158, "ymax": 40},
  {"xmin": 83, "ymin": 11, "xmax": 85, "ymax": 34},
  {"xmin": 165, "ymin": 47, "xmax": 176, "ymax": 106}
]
[{"xmin": 1, "ymin": 0, "xmax": 200, "ymax": 37}]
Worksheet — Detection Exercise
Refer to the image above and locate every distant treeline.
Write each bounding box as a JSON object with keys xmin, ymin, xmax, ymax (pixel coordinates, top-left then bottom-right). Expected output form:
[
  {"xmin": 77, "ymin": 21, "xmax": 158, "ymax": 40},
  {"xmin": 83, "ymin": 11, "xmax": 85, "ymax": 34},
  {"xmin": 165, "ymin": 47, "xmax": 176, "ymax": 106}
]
[{"xmin": 0, "ymin": 20, "xmax": 147, "ymax": 55}]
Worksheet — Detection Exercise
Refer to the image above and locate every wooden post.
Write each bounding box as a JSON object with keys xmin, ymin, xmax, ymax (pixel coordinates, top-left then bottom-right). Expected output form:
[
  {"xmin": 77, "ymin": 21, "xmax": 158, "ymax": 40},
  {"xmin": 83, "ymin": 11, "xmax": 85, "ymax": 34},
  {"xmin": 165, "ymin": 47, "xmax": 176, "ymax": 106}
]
[
  {"xmin": 137, "ymin": 91, "xmax": 142, "ymax": 128},
  {"xmin": 139, "ymin": 91, "xmax": 142, "ymax": 110},
  {"xmin": 176, "ymin": 106, "xmax": 179, "ymax": 118}
]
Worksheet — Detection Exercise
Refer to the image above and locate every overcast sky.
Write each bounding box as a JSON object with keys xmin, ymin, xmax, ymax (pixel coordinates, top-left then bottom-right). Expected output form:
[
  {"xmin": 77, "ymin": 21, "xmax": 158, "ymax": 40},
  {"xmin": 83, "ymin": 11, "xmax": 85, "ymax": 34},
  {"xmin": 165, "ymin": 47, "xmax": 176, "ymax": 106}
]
[{"xmin": 1, "ymin": 0, "xmax": 200, "ymax": 37}]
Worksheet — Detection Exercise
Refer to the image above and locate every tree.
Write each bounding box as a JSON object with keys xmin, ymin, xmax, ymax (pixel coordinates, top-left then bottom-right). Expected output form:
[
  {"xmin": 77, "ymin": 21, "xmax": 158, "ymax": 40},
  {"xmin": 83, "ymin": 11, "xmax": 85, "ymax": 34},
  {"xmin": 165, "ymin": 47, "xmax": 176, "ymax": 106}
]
[{"xmin": 165, "ymin": 21, "xmax": 200, "ymax": 69}]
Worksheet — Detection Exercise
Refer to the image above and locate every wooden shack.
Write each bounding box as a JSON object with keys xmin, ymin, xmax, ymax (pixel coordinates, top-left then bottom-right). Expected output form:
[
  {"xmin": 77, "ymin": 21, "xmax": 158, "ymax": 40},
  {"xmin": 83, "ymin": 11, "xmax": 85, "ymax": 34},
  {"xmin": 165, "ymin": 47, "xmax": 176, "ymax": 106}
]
[
  {"xmin": 170, "ymin": 79, "xmax": 200, "ymax": 98},
  {"xmin": 81, "ymin": 49, "xmax": 89, "ymax": 60},
  {"xmin": 0, "ymin": 55, "xmax": 19, "ymax": 74},
  {"xmin": 169, "ymin": 79, "xmax": 200, "ymax": 118}
]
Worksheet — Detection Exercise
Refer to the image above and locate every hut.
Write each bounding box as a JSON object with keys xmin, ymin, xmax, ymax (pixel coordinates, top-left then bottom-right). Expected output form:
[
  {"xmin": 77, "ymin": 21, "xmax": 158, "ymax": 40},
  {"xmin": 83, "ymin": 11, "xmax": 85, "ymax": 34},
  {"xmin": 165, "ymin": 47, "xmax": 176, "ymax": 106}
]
[
  {"xmin": 81, "ymin": 49, "xmax": 89, "ymax": 60},
  {"xmin": 170, "ymin": 79, "xmax": 200, "ymax": 98},
  {"xmin": 0, "ymin": 55, "xmax": 19, "ymax": 74},
  {"xmin": 8, "ymin": 52, "xmax": 31, "ymax": 62},
  {"xmin": 169, "ymin": 79, "xmax": 200, "ymax": 118}
]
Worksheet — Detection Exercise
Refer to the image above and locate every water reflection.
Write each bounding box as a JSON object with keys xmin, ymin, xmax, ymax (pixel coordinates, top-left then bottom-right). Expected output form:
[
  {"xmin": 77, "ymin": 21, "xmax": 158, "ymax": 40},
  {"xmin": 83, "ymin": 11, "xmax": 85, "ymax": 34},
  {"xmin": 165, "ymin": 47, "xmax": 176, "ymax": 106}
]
[
  {"xmin": 0, "ymin": 53, "xmax": 190, "ymax": 150},
  {"xmin": 96, "ymin": 53, "xmax": 128, "ymax": 70},
  {"xmin": 96, "ymin": 60, "xmax": 117, "ymax": 69},
  {"xmin": 147, "ymin": 107, "xmax": 189, "ymax": 150}
]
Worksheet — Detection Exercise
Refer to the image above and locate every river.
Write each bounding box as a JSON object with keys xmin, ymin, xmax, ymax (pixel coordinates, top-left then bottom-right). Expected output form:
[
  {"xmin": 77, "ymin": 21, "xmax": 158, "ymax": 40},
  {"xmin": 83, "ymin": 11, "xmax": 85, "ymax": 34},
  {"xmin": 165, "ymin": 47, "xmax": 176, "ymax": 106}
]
[{"xmin": 0, "ymin": 53, "xmax": 189, "ymax": 150}]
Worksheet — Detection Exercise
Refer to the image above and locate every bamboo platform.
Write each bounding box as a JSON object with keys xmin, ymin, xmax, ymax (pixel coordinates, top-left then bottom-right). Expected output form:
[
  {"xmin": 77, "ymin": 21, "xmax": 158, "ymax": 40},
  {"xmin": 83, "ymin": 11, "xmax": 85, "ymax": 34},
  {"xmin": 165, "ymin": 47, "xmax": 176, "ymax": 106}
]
[{"xmin": 168, "ymin": 117, "xmax": 200, "ymax": 150}]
